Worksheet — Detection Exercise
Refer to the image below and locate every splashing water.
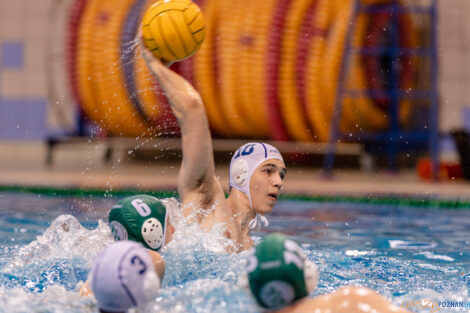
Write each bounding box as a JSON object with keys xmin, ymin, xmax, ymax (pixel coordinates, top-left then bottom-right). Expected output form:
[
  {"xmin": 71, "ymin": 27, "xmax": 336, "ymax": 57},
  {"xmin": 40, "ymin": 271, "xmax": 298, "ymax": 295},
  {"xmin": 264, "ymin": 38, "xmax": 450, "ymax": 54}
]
[
  {"xmin": 0, "ymin": 193, "xmax": 469, "ymax": 312},
  {"xmin": 0, "ymin": 195, "xmax": 258, "ymax": 313}
]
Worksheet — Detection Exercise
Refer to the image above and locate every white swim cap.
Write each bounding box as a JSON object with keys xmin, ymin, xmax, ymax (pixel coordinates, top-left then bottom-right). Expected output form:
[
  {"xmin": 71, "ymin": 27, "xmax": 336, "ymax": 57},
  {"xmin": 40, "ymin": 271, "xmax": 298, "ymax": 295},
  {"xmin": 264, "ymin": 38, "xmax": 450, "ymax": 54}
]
[
  {"xmin": 229, "ymin": 143, "xmax": 284, "ymax": 229},
  {"xmin": 91, "ymin": 241, "xmax": 161, "ymax": 312}
]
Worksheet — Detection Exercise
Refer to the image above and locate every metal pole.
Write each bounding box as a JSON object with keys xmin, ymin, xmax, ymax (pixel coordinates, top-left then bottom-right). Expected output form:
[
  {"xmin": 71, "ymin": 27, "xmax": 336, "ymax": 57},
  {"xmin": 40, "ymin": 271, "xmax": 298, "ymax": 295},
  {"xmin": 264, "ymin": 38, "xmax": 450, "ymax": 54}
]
[{"xmin": 429, "ymin": 0, "xmax": 440, "ymax": 180}]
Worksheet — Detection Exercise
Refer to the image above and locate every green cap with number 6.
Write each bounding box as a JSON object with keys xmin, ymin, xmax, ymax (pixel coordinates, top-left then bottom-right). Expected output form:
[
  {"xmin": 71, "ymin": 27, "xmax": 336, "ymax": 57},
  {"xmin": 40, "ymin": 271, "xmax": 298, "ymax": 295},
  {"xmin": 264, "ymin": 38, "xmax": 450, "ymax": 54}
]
[
  {"xmin": 246, "ymin": 233, "xmax": 319, "ymax": 309},
  {"xmin": 108, "ymin": 195, "xmax": 168, "ymax": 251}
]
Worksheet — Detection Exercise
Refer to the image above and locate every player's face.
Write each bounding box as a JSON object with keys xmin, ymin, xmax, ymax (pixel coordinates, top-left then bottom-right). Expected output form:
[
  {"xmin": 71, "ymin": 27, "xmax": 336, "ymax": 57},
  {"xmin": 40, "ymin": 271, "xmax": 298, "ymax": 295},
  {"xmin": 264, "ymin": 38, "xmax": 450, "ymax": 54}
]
[{"xmin": 249, "ymin": 159, "xmax": 286, "ymax": 214}]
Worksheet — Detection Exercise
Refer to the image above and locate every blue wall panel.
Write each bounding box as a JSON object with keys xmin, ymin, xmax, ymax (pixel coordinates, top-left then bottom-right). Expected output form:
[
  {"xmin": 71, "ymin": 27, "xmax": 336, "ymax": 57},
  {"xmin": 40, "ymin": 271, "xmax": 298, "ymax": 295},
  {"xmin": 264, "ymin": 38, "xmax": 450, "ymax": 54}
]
[
  {"xmin": 0, "ymin": 98, "xmax": 46, "ymax": 139},
  {"xmin": 1, "ymin": 42, "xmax": 24, "ymax": 69}
]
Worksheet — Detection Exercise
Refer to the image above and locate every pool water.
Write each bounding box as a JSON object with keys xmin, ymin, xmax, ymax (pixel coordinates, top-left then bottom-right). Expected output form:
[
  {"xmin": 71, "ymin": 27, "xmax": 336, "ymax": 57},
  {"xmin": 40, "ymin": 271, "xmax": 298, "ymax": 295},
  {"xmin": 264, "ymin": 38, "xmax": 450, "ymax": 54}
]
[{"xmin": 0, "ymin": 192, "xmax": 469, "ymax": 313}]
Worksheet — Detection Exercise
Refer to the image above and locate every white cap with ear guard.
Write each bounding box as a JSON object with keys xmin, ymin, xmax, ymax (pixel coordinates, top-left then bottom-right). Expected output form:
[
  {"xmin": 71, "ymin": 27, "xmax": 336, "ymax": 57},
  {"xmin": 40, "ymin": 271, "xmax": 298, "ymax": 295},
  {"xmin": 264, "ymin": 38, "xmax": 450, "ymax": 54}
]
[
  {"xmin": 229, "ymin": 143, "xmax": 284, "ymax": 229},
  {"xmin": 91, "ymin": 241, "xmax": 161, "ymax": 312}
]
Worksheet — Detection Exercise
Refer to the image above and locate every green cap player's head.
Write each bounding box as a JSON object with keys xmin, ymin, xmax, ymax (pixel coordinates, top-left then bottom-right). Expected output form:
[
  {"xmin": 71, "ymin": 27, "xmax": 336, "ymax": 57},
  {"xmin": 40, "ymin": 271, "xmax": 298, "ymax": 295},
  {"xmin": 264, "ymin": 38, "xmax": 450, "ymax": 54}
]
[
  {"xmin": 108, "ymin": 195, "xmax": 170, "ymax": 251},
  {"xmin": 244, "ymin": 233, "xmax": 319, "ymax": 309}
]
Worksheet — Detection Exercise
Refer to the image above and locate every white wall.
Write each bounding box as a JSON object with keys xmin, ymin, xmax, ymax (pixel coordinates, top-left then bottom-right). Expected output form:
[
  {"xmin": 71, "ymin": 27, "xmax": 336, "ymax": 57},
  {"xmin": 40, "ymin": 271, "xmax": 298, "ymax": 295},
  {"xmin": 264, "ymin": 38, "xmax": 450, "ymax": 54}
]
[
  {"xmin": 438, "ymin": 0, "xmax": 470, "ymax": 132},
  {"xmin": 0, "ymin": 0, "xmax": 75, "ymax": 139}
]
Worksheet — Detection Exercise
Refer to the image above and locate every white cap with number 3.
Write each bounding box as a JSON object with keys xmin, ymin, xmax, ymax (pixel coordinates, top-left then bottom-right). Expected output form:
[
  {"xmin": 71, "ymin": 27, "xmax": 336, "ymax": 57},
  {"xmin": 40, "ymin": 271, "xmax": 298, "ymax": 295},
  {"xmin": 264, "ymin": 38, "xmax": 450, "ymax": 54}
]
[{"xmin": 91, "ymin": 241, "xmax": 161, "ymax": 312}]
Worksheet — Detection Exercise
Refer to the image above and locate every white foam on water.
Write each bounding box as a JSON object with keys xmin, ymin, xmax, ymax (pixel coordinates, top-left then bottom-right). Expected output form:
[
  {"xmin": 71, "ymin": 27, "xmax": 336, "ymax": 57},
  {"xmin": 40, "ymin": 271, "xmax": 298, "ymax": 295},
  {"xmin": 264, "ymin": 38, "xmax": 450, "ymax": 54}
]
[
  {"xmin": 419, "ymin": 251, "xmax": 455, "ymax": 262},
  {"xmin": 142, "ymin": 278, "xmax": 259, "ymax": 313},
  {"xmin": 345, "ymin": 250, "xmax": 374, "ymax": 257},
  {"xmin": 158, "ymin": 198, "xmax": 251, "ymax": 291},
  {"xmin": 163, "ymin": 198, "xmax": 237, "ymax": 254},
  {"xmin": 0, "ymin": 285, "xmax": 94, "ymax": 313},
  {"xmin": 3, "ymin": 214, "xmax": 113, "ymax": 273},
  {"xmin": 0, "ymin": 197, "xmax": 258, "ymax": 312},
  {"xmin": 388, "ymin": 240, "xmax": 437, "ymax": 250}
]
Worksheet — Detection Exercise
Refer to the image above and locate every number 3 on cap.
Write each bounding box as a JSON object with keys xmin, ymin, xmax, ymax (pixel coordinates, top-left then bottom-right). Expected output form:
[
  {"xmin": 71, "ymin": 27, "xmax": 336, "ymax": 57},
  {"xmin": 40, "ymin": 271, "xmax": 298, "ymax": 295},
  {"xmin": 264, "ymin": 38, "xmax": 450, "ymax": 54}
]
[
  {"xmin": 130, "ymin": 255, "xmax": 147, "ymax": 275},
  {"xmin": 131, "ymin": 199, "xmax": 151, "ymax": 217}
]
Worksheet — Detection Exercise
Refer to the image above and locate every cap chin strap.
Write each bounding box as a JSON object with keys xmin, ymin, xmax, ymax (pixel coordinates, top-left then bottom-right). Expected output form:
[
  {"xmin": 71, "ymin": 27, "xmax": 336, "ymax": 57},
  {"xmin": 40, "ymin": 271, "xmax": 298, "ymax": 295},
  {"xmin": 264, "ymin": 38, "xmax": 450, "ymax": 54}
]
[{"xmin": 249, "ymin": 214, "xmax": 269, "ymax": 230}]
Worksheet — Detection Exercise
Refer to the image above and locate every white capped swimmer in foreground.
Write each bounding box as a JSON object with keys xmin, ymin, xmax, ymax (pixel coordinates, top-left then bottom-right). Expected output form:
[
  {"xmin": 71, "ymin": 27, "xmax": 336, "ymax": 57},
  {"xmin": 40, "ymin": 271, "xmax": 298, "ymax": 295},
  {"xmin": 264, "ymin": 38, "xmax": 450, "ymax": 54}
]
[
  {"xmin": 79, "ymin": 241, "xmax": 165, "ymax": 313},
  {"xmin": 241, "ymin": 233, "xmax": 412, "ymax": 313},
  {"xmin": 138, "ymin": 42, "xmax": 286, "ymax": 253}
]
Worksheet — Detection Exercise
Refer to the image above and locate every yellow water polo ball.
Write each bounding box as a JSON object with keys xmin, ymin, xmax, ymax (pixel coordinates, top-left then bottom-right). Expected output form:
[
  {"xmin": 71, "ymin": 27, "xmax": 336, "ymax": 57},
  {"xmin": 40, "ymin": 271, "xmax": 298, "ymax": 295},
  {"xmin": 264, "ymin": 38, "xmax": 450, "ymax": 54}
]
[{"xmin": 141, "ymin": 0, "xmax": 206, "ymax": 62}]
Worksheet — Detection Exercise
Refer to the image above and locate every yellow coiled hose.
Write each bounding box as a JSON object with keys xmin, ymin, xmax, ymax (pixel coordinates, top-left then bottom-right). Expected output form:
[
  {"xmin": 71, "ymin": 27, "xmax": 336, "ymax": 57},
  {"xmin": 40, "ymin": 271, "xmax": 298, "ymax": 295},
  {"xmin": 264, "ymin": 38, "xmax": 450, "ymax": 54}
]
[
  {"xmin": 249, "ymin": 0, "xmax": 282, "ymax": 139},
  {"xmin": 133, "ymin": 0, "xmax": 165, "ymax": 126},
  {"xmin": 346, "ymin": 0, "xmax": 416, "ymax": 131},
  {"xmin": 76, "ymin": 0, "xmax": 102, "ymax": 126},
  {"xmin": 217, "ymin": 0, "xmax": 254, "ymax": 137},
  {"xmin": 193, "ymin": 0, "xmax": 230, "ymax": 136},
  {"xmin": 278, "ymin": 0, "xmax": 317, "ymax": 141},
  {"xmin": 303, "ymin": 0, "xmax": 330, "ymax": 141},
  {"xmin": 72, "ymin": 0, "xmax": 419, "ymax": 140},
  {"xmin": 236, "ymin": 0, "xmax": 270, "ymax": 138},
  {"xmin": 90, "ymin": 0, "xmax": 150, "ymax": 136},
  {"xmin": 343, "ymin": 11, "xmax": 388, "ymax": 131},
  {"xmin": 306, "ymin": 0, "xmax": 355, "ymax": 141}
]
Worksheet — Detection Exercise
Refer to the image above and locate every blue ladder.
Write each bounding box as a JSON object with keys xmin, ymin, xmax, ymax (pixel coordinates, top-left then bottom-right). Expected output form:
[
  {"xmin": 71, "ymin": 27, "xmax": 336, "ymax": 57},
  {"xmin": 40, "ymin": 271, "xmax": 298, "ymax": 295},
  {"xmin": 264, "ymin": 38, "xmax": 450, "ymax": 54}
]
[{"xmin": 323, "ymin": 0, "xmax": 439, "ymax": 179}]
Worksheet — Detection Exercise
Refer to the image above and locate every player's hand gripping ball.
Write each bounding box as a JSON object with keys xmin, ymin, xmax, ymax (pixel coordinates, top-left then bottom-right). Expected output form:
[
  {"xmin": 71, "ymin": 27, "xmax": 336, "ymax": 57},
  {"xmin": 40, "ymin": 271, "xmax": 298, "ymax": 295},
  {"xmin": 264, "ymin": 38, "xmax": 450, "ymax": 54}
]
[{"xmin": 141, "ymin": 0, "xmax": 205, "ymax": 62}]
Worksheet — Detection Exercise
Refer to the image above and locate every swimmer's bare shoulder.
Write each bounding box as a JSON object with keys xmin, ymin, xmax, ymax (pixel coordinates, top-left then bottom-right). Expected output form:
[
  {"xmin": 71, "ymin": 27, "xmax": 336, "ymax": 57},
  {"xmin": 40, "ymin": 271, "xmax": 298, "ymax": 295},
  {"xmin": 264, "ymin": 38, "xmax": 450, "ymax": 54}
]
[{"xmin": 276, "ymin": 286, "xmax": 411, "ymax": 313}]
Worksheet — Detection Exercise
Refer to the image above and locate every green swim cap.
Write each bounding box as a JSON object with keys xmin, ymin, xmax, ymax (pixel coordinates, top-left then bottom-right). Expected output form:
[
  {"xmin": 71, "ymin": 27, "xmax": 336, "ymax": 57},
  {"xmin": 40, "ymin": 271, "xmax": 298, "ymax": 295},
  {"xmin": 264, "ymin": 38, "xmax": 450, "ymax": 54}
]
[
  {"xmin": 247, "ymin": 233, "xmax": 318, "ymax": 309},
  {"xmin": 108, "ymin": 195, "xmax": 168, "ymax": 251}
]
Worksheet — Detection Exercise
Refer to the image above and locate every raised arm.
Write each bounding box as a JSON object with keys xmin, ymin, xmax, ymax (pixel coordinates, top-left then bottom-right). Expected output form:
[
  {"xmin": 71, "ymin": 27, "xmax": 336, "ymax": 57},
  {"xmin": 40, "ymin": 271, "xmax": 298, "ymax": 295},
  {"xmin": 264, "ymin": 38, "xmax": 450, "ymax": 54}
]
[{"xmin": 140, "ymin": 45, "xmax": 218, "ymax": 202}]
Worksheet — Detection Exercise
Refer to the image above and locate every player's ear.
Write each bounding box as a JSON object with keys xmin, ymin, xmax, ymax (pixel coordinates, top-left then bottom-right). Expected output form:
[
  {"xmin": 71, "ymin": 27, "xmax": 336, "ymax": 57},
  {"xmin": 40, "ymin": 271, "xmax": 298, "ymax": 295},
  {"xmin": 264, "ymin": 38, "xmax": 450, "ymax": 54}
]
[{"xmin": 148, "ymin": 250, "xmax": 165, "ymax": 281}]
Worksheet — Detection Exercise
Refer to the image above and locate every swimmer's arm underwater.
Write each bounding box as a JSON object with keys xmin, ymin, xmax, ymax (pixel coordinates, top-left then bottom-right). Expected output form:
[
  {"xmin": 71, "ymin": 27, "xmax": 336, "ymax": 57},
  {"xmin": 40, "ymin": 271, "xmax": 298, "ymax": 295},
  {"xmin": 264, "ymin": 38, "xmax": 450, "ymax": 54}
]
[{"xmin": 140, "ymin": 45, "xmax": 221, "ymax": 204}]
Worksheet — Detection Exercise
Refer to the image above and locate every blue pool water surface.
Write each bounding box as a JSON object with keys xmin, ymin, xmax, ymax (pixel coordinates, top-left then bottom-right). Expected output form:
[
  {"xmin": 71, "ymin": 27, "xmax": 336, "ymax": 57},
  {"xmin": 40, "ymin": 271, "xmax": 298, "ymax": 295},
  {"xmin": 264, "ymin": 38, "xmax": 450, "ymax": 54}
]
[{"xmin": 0, "ymin": 192, "xmax": 469, "ymax": 312}]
